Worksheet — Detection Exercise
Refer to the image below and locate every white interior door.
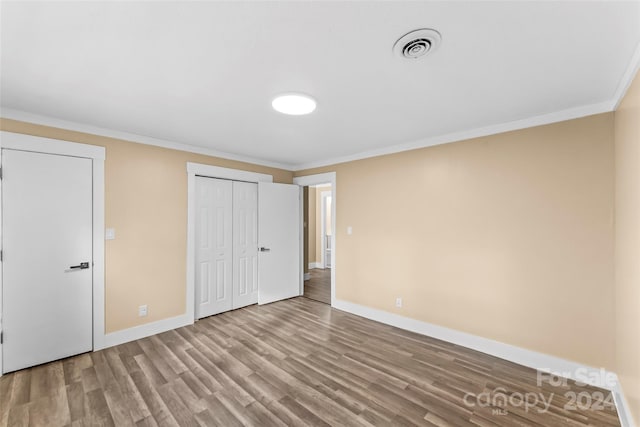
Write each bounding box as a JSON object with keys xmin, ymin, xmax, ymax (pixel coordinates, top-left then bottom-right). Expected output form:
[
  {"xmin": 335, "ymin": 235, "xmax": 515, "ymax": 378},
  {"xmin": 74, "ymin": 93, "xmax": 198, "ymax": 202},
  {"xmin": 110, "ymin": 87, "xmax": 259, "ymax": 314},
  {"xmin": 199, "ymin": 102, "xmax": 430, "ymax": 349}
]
[
  {"xmin": 195, "ymin": 177, "xmax": 233, "ymax": 319},
  {"xmin": 232, "ymin": 181, "xmax": 258, "ymax": 309},
  {"xmin": 258, "ymin": 182, "xmax": 300, "ymax": 305},
  {"xmin": 2, "ymin": 149, "xmax": 93, "ymax": 373}
]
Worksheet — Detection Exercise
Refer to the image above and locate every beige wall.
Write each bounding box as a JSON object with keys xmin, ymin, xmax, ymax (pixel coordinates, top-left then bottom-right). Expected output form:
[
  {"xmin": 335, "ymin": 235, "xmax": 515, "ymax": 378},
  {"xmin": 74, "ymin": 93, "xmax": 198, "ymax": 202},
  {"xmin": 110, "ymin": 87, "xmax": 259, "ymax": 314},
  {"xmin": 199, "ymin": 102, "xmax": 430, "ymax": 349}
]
[
  {"xmin": 0, "ymin": 118, "xmax": 293, "ymax": 333},
  {"xmin": 296, "ymin": 113, "xmax": 616, "ymax": 370},
  {"xmin": 614, "ymin": 70, "xmax": 640, "ymax": 423}
]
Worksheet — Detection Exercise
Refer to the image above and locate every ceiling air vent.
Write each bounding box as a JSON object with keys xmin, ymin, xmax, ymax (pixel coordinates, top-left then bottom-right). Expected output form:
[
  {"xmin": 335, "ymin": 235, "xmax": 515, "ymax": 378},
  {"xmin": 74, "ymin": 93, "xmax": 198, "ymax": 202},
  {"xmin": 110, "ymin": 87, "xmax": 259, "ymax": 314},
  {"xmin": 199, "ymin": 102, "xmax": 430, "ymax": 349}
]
[{"xmin": 393, "ymin": 29, "xmax": 441, "ymax": 59}]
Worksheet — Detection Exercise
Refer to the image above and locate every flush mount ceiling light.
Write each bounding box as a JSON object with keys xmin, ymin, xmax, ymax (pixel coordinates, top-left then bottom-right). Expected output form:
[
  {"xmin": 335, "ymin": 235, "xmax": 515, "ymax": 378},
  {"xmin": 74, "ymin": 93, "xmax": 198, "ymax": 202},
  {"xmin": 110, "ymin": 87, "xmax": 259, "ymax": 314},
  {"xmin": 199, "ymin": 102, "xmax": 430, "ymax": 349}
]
[
  {"xmin": 272, "ymin": 93, "xmax": 316, "ymax": 115},
  {"xmin": 393, "ymin": 28, "xmax": 442, "ymax": 59}
]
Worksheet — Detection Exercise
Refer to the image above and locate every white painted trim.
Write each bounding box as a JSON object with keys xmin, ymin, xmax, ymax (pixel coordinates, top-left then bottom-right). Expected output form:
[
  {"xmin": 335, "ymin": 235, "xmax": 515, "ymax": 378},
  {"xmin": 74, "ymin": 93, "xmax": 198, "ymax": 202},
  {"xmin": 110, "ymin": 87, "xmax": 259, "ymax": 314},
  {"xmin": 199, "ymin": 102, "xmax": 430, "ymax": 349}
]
[
  {"xmin": 186, "ymin": 162, "xmax": 274, "ymax": 324},
  {"xmin": 0, "ymin": 132, "xmax": 106, "ymax": 373},
  {"xmin": 186, "ymin": 172, "xmax": 197, "ymax": 324},
  {"xmin": 187, "ymin": 162, "xmax": 273, "ymax": 183},
  {"xmin": 309, "ymin": 262, "xmax": 322, "ymax": 269},
  {"xmin": 0, "ymin": 148, "xmax": 3, "ymax": 375},
  {"xmin": 333, "ymin": 299, "xmax": 634, "ymax": 427},
  {"xmin": 92, "ymin": 160, "xmax": 106, "ymax": 351},
  {"xmin": 613, "ymin": 389, "xmax": 635, "ymax": 427},
  {"xmin": 294, "ymin": 173, "xmax": 336, "ymax": 187},
  {"xmin": 293, "ymin": 172, "xmax": 336, "ymax": 307},
  {"xmin": 298, "ymin": 187, "xmax": 305, "ymax": 296},
  {"xmin": 293, "ymin": 101, "xmax": 612, "ymax": 171},
  {"xmin": 1, "ymin": 108, "xmax": 293, "ymax": 170},
  {"xmin": 0, "ymin": 130, "xmax": 105, "ymax": 159},
  {"xmin": 612, "ymin": 38, "xmax": 640, "ymax": 110},
  {"xmin": 103, "ymin": 313, "xmax": 192, "ymax": 349}
]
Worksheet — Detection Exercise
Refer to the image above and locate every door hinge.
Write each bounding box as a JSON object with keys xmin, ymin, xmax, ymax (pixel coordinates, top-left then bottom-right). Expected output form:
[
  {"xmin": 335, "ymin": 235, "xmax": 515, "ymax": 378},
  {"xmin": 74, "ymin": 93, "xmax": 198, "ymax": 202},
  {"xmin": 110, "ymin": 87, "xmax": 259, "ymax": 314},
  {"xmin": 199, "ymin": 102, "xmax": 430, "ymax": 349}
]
[
  {"xmin": 0, "ymin": 167, "xmax": 3, "ymax": 180},
  {"xmin": 0, "ymin": 249, "xmax": 3, "ymax": 262},
  {"xmin": 1, "ymin": 332, "xmax": 3, "ymax": 344}
]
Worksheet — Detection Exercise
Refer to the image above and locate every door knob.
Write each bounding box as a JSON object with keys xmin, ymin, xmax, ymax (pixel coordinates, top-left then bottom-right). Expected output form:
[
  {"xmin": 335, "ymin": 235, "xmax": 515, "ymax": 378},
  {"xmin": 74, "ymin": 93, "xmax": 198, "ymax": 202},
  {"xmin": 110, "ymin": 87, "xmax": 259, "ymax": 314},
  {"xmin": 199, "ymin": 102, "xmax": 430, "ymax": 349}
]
[
  {"xmin": 259, "ymin": 247, "xmax": 271, "ymax": 252},
  {"xmin": 69, "ymin": 262, "xmax": 90, "ymax": 269}
]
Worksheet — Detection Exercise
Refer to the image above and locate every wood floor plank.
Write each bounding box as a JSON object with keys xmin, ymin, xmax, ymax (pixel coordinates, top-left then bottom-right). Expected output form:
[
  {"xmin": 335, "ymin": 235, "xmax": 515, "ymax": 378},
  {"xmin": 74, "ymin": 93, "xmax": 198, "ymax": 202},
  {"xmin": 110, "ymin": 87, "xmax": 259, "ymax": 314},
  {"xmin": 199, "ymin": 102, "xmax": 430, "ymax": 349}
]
[
  {"xmin": 30, "ymin": 363, "xmax": 65, "ymax": 401},
  {"xmin": 62, "ymin": 354, "xmax": 93, "ymax": 386},
  {"xmin": 198, "ymin": 393, "xmax": 244, "ymax": 427},
  {"xmin": 129, "ymin": 370, "xmax": 178, "ymax": 427},
  {"xmin": 85, "ymin": 388, "xmax": 115, "ymax": 426},
  {"xmin": 102, "ymin": 380, "xmax": 136, "ymax": 427},
  {"xmin": 0, "ymin": 297, "xmax": 621, "ymax": 427},
  {"xmin": 104, "ymin": 348, "xmax": 129, "ymax": 380},
  {"xmin": 304, "ymin": 268, "xmax": 331, "ymax": 304},
  {"xmin": 278, "ymin": 395, "xmax": 332, "ymax": 427},
  {"xmin": 9, "ymin": 369, "xmax": 31, "ymax": 406},
  {"xmin": 6, "ymin": 404, "xmax": 29, "ymax": 427},
  {"xmin": 80, "ymin": 366, "xmax": 101, "ymax": 393},
  {"xmin": 66, "ymin": 381, "xmax": 86, "ymax": 422},
  {"xmin": 135, "ymin": 416, "xmax": 159, "ymax": 427},
  {"xmin": 155, "ymin": 383, "xmax": 200, "ymax": 427},
  {"xmin": 115, "ymin": 373, "xmax": 153, "ymax": 423},
  {"xmin": 28, "ymin": 386, "xmax": 71, "ymax": 427},
  {"xmin": 184, "ymin": 347, "xmax": 255, "ymax": 407},
  {"xmin": 0, "ymin": 374, "xmax": 15, "ymax": 427}
]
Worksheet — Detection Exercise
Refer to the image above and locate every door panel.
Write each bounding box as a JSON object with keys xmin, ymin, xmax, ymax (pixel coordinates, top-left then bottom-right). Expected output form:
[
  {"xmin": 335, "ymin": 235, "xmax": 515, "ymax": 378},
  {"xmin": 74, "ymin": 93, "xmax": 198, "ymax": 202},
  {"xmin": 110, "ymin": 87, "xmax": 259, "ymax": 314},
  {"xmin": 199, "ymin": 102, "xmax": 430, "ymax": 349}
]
[
  {"xmin": 195, "ymin": 177, "xmax": 232, "ymax": 318},
  {"xmin": 232, "ymin": 181, "xmax": 258, "ymax": 309},
  {"xmin": 2, "ymin": 149, "xmax": 93, "ymax": 373},
  {"xmin": 258, "ymin": 182, "xmax": 300, "ymax": 305}
]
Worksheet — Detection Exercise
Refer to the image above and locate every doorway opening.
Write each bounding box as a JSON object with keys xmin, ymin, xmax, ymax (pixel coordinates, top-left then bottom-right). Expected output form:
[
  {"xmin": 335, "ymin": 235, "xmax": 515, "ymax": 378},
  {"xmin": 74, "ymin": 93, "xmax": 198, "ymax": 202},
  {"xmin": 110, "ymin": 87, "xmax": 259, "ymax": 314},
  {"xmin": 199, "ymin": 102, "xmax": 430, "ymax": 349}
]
[
  {"xmin": 294, "ymin": 172, "xmax": 336, "ymax": 306},
  {"xmin": 303, "ymin": 183, "xmax": 332, "ymax": 304}
]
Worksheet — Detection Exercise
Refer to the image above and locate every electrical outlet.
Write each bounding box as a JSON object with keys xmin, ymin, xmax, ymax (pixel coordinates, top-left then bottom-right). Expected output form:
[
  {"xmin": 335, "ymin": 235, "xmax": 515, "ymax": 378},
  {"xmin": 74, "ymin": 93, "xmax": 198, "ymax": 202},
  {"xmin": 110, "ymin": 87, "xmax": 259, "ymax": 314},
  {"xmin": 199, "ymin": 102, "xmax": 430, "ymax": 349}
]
[
  {"xmin": 139, "ymin": 305, "xmax": 148, "ymax": 317},
  {"xmin": 395, "ymin": 297, "xmax": 402, "ymax": 308}
]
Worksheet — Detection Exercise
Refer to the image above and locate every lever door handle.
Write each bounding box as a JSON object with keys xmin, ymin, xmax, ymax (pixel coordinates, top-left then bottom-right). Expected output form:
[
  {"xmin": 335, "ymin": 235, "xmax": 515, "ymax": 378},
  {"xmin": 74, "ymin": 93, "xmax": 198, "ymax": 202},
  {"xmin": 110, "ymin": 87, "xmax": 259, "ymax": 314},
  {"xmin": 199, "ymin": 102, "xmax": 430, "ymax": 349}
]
[
  {"xmin": 259, "ymin": 247, "xmax": 271, "ymax": 252},
  {"xmin": 70, "ymin": 262, "xmax": 90, "ymax": 270}
]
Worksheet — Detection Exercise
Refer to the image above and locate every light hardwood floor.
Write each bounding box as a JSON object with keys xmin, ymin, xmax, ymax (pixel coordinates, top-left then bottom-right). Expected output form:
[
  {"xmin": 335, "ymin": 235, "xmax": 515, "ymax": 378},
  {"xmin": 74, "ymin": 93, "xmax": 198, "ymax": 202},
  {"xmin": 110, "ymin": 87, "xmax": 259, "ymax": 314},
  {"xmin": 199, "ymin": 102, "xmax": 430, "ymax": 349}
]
[
  {"xmin": 303, "ymin": 268, "xmax": 330, "ymax": 305},
  {"xmin": 0, "ymin": 297, "xmax": 620, "ymax": 426}
]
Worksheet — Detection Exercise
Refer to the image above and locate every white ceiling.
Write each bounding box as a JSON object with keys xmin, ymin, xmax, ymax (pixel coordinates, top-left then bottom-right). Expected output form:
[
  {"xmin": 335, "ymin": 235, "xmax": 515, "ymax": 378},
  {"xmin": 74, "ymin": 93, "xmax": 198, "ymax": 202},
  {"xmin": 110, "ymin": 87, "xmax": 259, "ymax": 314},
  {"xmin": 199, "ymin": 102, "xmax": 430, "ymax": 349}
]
[{"xmin": 1, "ymin": 1, "xmax": 639, "ymax": 170}]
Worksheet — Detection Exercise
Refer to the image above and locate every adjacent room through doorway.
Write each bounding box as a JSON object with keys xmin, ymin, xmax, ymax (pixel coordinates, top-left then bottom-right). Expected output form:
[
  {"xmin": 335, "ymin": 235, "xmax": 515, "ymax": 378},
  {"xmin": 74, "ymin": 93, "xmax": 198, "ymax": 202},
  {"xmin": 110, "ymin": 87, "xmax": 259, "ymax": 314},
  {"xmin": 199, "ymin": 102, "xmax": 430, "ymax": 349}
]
[{"xmin": 303, "ymin": 183, "xmax": 332, "ymax": 304}]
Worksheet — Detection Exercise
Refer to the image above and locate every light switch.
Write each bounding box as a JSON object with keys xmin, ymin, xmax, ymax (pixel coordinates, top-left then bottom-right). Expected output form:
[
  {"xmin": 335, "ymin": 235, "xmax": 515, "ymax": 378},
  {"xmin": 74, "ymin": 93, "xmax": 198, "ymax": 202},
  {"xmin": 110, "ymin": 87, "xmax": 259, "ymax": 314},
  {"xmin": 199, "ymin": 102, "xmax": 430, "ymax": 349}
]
[
  {"xmin": 347, "ymin": 226, "xmax": 353, "ymax": 235},
  {"xmin": 105, "ymin": 228, "xmax": 116, "ymax": 240}
]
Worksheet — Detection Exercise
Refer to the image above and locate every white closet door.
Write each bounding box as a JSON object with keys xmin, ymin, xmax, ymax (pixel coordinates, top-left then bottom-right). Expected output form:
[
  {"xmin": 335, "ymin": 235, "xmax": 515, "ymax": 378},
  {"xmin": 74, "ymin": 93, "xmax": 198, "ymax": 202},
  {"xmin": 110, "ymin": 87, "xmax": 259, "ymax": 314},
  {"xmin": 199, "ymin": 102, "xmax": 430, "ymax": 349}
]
[
  {"xmin": 195, "ymin": 177, "xmax": 233, "ymax": 319},
  {"xmin": 232, "ymin": 181, "xmax": 258, "ymax": 309}
]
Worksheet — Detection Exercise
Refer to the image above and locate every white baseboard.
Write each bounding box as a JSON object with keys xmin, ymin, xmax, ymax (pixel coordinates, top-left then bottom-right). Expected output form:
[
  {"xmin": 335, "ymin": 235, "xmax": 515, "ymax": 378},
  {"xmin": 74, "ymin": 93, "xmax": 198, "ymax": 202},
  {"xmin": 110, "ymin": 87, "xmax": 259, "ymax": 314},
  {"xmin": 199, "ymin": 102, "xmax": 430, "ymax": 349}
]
[
  {"xmin": 332, "ymin": 299, "xmax": 635, "ymax": 427},
  {"xmin": 304, "ymin": 273, "xmax": 311, "ymax": 281},
  {"xmin": 309, "ymin": 262, "xmax": 322, "ymax": 269},
  {"xmin": 101, "ymin": 313, "xmax": 192, "ymax": 349},
  {"xmin": 613, "ymin": 389, "xmax": 635, "ymax": 427}
]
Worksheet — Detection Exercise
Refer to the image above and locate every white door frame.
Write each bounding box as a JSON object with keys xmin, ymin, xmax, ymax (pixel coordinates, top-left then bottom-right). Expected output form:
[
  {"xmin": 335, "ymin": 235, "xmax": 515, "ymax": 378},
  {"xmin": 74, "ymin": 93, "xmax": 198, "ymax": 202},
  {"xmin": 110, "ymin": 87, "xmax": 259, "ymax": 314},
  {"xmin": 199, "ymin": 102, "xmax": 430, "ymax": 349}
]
[
  {"xmin": 0, "ymin": 131, "xmax": 106, "ymax": 375},
  {"xmin": 186, "ymin": 162, "xmax": 272, "ymax": 323},
  {"xmin": 292, "ymin": 172, "xmax": 336, "ymax": 306}
]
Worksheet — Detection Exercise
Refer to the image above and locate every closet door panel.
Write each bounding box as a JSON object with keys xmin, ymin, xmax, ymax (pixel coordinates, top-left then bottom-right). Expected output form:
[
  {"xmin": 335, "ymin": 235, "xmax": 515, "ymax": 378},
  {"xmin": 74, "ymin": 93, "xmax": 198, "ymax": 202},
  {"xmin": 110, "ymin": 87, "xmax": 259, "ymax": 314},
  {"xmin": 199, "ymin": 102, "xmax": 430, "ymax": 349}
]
[
  {"xmin": 232, "ymin": 181, "xmax": 259, "ymax": 309},
  {"xmin": 195, "ymin": 177, "xmax": 233, "ymax": 318}
]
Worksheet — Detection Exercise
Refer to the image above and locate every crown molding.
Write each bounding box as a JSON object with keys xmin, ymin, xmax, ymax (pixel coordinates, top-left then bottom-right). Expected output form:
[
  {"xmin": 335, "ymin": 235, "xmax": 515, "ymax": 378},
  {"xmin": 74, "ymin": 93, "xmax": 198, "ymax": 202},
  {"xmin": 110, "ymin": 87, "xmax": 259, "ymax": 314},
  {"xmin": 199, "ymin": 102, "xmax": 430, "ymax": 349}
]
[
  {"xmin": 0, "ymin": 88, "xmax": 629, "ymax": 173},
  {"xmin": 0, "ymin": 108, "xmax": 294, "ymax": 171},
  {"xmin": 611, "ymin": 38, "xmax": 640, "ymax": 111},
  {"xmin": 292, "ymin": 100, "xmax": 613, "ymax": 171}
]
